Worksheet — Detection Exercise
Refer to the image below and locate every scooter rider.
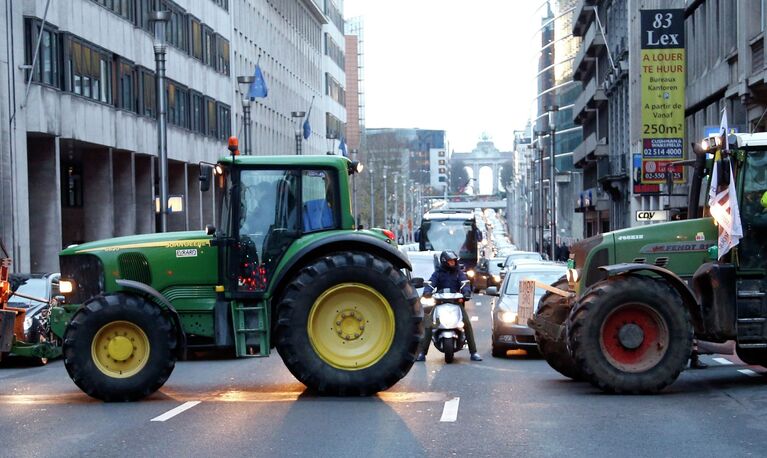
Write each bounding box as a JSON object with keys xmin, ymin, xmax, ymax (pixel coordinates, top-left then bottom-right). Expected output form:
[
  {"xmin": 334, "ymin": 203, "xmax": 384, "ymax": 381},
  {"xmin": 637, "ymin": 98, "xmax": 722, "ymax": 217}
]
[{"xmin": 416, "ymin": 250, "xmax": 482, "ymax": 362}]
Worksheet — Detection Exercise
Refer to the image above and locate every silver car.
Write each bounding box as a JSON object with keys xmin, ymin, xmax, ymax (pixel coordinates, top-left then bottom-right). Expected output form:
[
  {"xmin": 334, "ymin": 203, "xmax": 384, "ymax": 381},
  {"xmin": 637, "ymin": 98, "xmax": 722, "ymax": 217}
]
[{"xmin": 488, "ymin": 263, "xmax": 567, "ymax": 357}]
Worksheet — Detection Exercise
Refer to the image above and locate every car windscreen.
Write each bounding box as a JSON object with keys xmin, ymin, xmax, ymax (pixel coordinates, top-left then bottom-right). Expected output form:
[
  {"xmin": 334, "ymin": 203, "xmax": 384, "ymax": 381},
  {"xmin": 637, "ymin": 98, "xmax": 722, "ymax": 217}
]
[
  {"xmin": 420, "ymin": 220, "xmax": 475, "ymax": 258},
  {"xmin": 409, "ymin": 256, "xmax": 436, "ymax": 281},
  {"xmin": 505, "ymin": 253, "xmax": 543, "ymax": 265},
  {"xmin": 8, "ymin": 278, "xmax": 47, "ymax": 307},
  {"xmin": 504, "ymin": 270, "xmax": 566, "ymax": 295}
]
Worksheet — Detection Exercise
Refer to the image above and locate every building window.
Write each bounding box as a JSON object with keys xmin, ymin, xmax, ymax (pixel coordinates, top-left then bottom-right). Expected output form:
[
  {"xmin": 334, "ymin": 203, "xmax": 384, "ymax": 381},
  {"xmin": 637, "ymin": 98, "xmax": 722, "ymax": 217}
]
[
  {"xmin": 24, "ymin": 19, "xmax": 60, "ymax": 88},
  {"xmin": 324, "ymin": 0, "xmax": 344, "ymax": 32},
  {"xmin": 212, "ymin": 0, "xmax": 228, "ymax": 11},
  {"xmin": 191, "ymin": 92, "xmax": 204, "ymax": 134},
  {"xmin": 206, "ymin": 97, "xmax": 217, "ymax": 137},
  {"xmin": 203, "ymin": 26, "xmax": 215, "ymax": 66},
  {"xmin": 65, "ymin": 37, "xmax": 112, "ymax": 103},
  {"xmin": 91, "ymin": 0, "xmax": 135, "ymax": 24},
  {"xmin": 217, "ymin": 103, "xmax": 231, "ymax": 140},
  {"xmin": 117, "ymin": 58, "xmax": 135, "ymax": 111},
  {"xmin": 325, "ymin": 112, "xmax": 344, "ymax": 139},
  {"xmin": 324, "ymin": 33, "xmax": 344, "ymax": 69},
  {"xmin": 139, "ymin": 68, "xmax": 156, "ymax": 117},
  {"xmin": 164, "ymin": 3, "xmax": 189, "ymax": 52},
  {"xmin": 190, "ymin": 17, "xmax": 202, "ymax": 60},
  {"xmin": 215, "ymin": 34, "xmax": 230, "ymax": 75},
  {"xmin": 325, "ymin": 73, "xmax": 345, "ymax": 106},
  {"xmin": 166, "ymin": 80, "xmax": 189, "ymax": 128}
]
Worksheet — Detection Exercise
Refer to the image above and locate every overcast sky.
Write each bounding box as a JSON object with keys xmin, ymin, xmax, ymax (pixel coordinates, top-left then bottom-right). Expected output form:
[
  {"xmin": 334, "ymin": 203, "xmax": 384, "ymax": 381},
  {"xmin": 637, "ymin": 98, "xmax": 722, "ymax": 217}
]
[{"xmin": 344, "ymin": 0, "xmax": 545, "ymax": 153}]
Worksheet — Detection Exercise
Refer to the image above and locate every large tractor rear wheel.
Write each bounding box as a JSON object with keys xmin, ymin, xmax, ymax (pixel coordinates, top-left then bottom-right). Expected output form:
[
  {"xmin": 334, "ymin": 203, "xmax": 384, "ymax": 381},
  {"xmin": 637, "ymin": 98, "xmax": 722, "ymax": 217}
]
[
  {"xmin": 276, "ymin": 252, "xmax": 421, "ymax": 396},
  {"xmin": 567, "ymin": 275, "xmax": 692, "ymax": 394},
  {"xmin": 534, "ymin": 276, "xmax": 583, "ymax": 381},
  {"xmin": 63, "ymin": 294, "xmax": 177, "ymax": 402}
]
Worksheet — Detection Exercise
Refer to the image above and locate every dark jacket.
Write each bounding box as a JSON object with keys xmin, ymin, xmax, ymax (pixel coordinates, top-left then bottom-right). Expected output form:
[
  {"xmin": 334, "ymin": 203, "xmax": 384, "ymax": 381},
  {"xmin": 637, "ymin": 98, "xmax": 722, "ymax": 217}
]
[{"xmin": 423, "ymin": 267, "xmax": 472, "ymax": 297}]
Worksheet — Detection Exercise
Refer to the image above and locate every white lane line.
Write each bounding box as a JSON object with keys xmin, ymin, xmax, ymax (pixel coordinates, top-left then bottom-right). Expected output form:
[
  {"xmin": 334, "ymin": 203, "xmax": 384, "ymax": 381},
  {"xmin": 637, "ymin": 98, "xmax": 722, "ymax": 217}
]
[
  {"xmin": 151, "ymin": 401, "xmax": 201, "ymax": 422},
  {"xmin": 470, "ymin": 316, "xmax": 479, "ymax": 322},
  {"xmin": 440, "ymin": 397, "xmax": 460, "ymax": 422},
  {"xmin": 713, "ymin": 357, "xmax": 734, "ymax": 365},
  {"xmin": 738, "ymin": 369, "xmax": 760, "ymax": 377}
]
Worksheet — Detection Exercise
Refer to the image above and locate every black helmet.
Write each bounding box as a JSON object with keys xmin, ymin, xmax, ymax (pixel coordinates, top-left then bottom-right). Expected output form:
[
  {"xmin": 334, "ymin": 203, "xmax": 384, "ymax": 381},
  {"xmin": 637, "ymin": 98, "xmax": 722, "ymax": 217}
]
[{"xmin": 440, "ymin": 250, "xmax": 459, "ymax": 271}]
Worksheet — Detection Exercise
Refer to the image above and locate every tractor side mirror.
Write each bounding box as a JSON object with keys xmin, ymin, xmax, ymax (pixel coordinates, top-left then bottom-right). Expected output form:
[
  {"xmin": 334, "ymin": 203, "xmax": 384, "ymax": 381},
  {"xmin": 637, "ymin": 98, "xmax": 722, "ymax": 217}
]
[
  {"xmin": 199, "ymin": 164, "xmax": 213, "ymax": 192},
  {"xmin": 717, "ymin": 156, "xmax": 731, "ymax": 187},
  {"xmin": 410, "ymin": 277, "xmax": 424, "ymax": 289}
]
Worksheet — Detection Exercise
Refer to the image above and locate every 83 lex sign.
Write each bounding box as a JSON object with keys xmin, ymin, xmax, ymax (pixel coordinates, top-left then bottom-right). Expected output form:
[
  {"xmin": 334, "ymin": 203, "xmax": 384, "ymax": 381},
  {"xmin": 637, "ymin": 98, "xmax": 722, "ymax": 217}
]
[{"xmin": 640, "ymin": 9, "xmax": 685, "ymax": 187}]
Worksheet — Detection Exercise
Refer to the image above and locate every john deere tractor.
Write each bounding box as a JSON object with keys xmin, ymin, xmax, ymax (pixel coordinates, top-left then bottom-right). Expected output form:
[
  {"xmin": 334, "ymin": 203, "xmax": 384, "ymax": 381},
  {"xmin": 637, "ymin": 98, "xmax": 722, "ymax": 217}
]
[
  {"xmin": 531, "ymin": 132, "xmax": 767, "ymax": 393},
  {"xmin": 48, "ymin": 147, "xmax": 422, "ymax": 401}
]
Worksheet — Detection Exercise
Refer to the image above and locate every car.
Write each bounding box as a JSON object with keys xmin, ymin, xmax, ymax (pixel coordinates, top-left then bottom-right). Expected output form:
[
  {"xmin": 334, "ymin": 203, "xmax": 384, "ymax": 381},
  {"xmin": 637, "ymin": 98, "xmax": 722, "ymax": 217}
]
[
  {"xmin": 502, "ymin": 251, "xmax": 544, "ymax": 268},
  {"xmin": 487, "ymin": 262, "xmax": 567, "ymax": 357},
  {"xmin": 406, "ymin": 251, "xmax": 440, "ymax": 298},
  {"xmin": 472, "ymin": 257, "xmax": 506, "ymax": 292},
  {"xmin": 5, "ymin": 272, "xmax": 61, "ymax": 364}
]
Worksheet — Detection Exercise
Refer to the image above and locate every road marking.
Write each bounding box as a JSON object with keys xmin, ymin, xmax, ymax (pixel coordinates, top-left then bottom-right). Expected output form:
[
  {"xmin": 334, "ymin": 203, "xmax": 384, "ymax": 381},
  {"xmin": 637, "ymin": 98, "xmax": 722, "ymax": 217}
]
[
  {"xmin": 150, "ymin": 401, "xmax": 201, "ymax": 422},
  {"xmin": 470, "ymin": 316, "xmax": 478, "ymax": 322},
  {"xmin": 738, "ymin": 369, "xmax": 760, "ymax": 377},
  {"xmin": 440, "ymin": 397, "xmax": 460, "ymax": 422},
  {"xmin": 713, "ymin": 357, "xmax": 734, "ymax": 365}
]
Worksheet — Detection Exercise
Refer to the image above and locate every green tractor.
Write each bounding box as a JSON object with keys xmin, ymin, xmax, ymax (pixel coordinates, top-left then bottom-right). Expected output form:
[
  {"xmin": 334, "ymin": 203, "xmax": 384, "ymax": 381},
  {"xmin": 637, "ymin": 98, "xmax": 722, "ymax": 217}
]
[
  {"xmin": 46, "ymin": 150, "xmax": 422, "ymax": 401},
  {"xmin": 531, "ymin": 132, "xmax": 767, "ymax": 392}
]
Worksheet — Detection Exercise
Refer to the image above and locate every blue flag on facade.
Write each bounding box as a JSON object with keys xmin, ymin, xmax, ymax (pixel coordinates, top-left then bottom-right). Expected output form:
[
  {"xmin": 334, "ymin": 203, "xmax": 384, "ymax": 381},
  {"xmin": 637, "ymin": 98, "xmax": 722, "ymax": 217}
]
[
  {"xmin": 303, "ymin": 96, "xmax": 315, "ymax": 140},
  {"xmin": 339, "ymin": 136, "xmax": 347, "ymax": 157},
  {"xmin": 248, "ymin": 65, "xmax": 268, "ymax": 99}
]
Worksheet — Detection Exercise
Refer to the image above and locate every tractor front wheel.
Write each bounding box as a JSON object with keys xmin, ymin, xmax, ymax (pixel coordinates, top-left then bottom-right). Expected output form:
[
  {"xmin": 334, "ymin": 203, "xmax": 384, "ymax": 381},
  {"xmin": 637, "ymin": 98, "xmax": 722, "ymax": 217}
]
[
  {"xmin": 63, "ymin": 293, "xmax": 177, "ymax": 402},
  {"xmin": 276, "ymin": 252, "xmax": 421, "ymax": 396},
  {"xmin": 534, "ymin": 276, "xmax": 582, "ymax": 381},
  {"xmin": 567, "ymin": 275, "xmax": 692, "ymax": 394}
]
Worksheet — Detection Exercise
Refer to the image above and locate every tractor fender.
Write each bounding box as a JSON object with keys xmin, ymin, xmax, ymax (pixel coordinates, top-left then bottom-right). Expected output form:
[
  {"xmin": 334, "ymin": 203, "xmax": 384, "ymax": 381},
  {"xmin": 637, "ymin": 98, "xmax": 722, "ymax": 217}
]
[
  {"xmin": 271, "ymin": 233, "xmax": 412, "ymax": 295},
  {"xmin": 114, "ymin": 279, "xmax": 187, "ymax": 359},
  {"xmin": 597, "ymin": 263, "xmax": 703, "ymax": 331}
]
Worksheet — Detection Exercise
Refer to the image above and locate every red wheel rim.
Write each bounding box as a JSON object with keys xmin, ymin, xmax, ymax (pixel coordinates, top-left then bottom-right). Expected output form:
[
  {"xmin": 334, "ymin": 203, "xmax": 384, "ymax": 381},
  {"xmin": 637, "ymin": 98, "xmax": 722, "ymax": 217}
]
[{"xmin": 599, "ymin": 303, "xmax": 669, "ymax": 373}]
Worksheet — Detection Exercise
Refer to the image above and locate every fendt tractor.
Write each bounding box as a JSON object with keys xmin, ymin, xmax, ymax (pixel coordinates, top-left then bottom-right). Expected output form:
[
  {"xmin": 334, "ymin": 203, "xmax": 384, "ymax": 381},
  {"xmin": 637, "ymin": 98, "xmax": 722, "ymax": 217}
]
[
  {"xmin": 530, "ymin": 132, "xmax": 767, "ymax": 393},
  {"xmin": 21, "ymin": 141, "xmax": 422, "ymax": 401}
]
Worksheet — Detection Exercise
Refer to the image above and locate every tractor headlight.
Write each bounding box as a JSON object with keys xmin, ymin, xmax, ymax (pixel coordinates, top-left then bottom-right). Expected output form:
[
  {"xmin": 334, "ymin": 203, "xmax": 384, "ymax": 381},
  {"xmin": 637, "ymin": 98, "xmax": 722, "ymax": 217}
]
[
  {"xmin": 493, "ymin": 275, "xmax": 501, "ymax": 283},
  {"xmin": 59, "ymin": 280, "xmax": 74, "ymax": 294},
  {"xmin": 499, "ymin": 311, "xmax": 517, "ymax": 323}
]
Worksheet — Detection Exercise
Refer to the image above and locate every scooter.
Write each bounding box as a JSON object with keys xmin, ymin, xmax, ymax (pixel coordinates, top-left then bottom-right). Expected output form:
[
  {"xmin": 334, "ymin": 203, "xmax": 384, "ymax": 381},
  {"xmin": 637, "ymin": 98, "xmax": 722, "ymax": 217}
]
[{"xmin": 424, "ymin": 281, "xmax": 470, "ymax": 363}]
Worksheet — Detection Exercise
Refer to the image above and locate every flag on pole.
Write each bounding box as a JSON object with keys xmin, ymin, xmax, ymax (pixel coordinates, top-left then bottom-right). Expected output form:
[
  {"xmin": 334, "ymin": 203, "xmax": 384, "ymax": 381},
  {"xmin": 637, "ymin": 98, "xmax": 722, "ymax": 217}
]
[
  {"xmin": 303, "ymin": 96, "xmax": 315, "ymax": 140},
  {"xmin": 248, "ymin": 64, "xmax": 268, "ymax": 99},
  {"xmin": 708, "ymin": 109, "xmax": 743, "ymax": 259},
  {"xmin": 338, "ymin": 135, "xmax": 347, "ymax": 157}
]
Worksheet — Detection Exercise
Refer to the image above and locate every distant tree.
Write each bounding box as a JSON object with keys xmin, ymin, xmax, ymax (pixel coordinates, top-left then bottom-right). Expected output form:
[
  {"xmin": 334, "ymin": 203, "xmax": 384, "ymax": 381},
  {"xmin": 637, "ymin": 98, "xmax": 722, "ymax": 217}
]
[
  {"xmin": 450, "ymin": 160, "xmax": 469, "ymax": 193},
  {"xmin": 500, "ymin": 160, "xmax": 515, "ymax": 193}
]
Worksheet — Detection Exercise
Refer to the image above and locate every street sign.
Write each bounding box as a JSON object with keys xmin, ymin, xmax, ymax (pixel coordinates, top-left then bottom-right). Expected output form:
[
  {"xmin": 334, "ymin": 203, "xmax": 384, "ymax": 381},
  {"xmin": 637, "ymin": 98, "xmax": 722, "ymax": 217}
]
[{"xmin": 636, "ymin": 210, "xmax": 669, "ymax": 222}]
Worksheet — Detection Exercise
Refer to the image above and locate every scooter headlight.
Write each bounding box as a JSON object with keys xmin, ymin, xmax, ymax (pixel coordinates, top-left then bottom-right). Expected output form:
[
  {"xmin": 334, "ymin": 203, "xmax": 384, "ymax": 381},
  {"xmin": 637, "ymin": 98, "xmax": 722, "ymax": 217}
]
[{"xmin": 466, "ymin": 270, "xmax": 475, "ymax": 278}]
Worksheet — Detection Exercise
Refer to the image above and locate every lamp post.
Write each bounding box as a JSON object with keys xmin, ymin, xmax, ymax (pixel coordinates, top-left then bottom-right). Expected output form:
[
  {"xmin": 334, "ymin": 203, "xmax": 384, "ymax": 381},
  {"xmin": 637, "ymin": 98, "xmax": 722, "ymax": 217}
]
[
  {"xmin": 351, "ymin": 148, "xmax": 358, "ymax": 227},
  {"xmin": 383, "ymin": 165, "xmax": 388, "ymax": 228},
  {"xmin": 547, "ymin": 105, "xmax": 559, "ymax": 261},
  {"xmin": 236, "ymin": 75, "xmax": 255, "ymax": 156},
  {"xmin": 291, "ymin": 111, "xmax": 306, "ymax": 155},
  {"xmin": 150, "ymin": 9, "xmax": 171, "ymax": 232},
  {"xmin": 393, "ymin": 174, "xmax": 399, "ymax": 239},
  {"xmin": 534, "ymin": 131, "xmax": 545, "ymax": 256},
  {"xmin": 369, "ymin": 159, "xmax": 375, "ymax": 228}
]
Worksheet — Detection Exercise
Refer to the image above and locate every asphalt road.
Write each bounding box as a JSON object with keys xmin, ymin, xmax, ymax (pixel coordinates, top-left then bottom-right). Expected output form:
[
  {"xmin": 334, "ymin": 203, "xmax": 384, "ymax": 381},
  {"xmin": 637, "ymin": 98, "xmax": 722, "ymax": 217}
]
[{"xmin": 2, "ymin": 294, "xmax": 767, "ymax": 457}]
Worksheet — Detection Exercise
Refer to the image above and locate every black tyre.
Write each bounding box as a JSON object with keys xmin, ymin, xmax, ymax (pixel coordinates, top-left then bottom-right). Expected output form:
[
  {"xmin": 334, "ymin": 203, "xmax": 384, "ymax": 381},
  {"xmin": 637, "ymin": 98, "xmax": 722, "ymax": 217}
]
[
  {"xmin": 63, "ymin": 293, "xmax": 178, "ymax": 402},
  {"xmin": 276, "ymin": 252, "xmax": 422, "ymax": 396},
  {"xmin": 567, "ymin": 275, "xmax": 692, "ymax": 394},
  {"xmin": 736, "ymin": 346, "xmax": 767, "ymax": 366},
  {"xmin": 534, "ymin": 276, "xmax": 583, "ymax": 380},
  {"xmin": 444, "ymin": 338, "xmax": 454, "ymax": 363}
]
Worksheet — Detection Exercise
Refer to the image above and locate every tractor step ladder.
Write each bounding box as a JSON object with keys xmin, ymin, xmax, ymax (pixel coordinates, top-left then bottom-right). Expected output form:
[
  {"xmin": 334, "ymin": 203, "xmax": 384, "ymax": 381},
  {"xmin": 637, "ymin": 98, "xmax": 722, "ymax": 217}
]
[
  {"xmin": 736, "ymin": 289, "xmax": 767, "ymax": 346},
  {"xmin": 232, "ymin": 301, "xmax": 269, "ymax": 357}
]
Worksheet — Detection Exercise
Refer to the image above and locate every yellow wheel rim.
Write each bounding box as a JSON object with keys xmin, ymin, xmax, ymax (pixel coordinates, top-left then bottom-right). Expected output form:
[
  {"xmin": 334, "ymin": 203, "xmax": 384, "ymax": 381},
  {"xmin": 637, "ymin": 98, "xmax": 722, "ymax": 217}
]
[
  {"xmin": 91, "ymin": 321, "xmax": 150, "ymax": 378},
  {"xmin": 307, "ymin": 283, "xmax": 395, "ymax": 370}
]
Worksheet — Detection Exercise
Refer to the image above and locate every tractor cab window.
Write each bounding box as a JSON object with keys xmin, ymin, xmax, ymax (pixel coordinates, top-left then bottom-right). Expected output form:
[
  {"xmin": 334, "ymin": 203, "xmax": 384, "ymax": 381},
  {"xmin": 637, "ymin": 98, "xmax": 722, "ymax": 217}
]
[
  {"xmin": 738, "ymin": 151, "xmax": 767, "ymax": 270},
  {"xmin": 236, "ymin": 169, "xmax": 300, "ymax": 292},
  {"xmin": 301, "ymin": 169, "xmax": 338, "ymax": 232}
]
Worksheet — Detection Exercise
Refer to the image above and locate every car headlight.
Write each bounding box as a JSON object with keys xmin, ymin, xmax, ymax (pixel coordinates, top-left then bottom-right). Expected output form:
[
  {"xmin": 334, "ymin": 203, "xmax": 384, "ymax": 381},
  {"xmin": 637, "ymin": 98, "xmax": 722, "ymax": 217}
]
[
  {"xmin": 420, "ymin": 297, "xmax": 436, "ymax": 306},
  {"xmin": 466, "ymin": 270, "xmax": 475, "ymax": 278},
  {"xmin": 499, "ymin": 311, "xmax": 517, "ymax": 323},
  {"xmin": 493, "ymin": 275, "xmax": 501, "ymax": 282},
  {"xmin": 59, "ymin": 280, "xmax": 74, "ymax": 294}
]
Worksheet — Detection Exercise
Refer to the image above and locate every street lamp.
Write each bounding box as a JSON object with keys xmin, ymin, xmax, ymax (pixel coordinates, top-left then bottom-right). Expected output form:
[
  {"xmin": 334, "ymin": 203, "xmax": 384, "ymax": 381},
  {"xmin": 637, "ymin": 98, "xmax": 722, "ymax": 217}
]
[
  {"xmin": 291, "ymin": 111, "xmax": 306, "ymax": 155},
  {"xmin": 151, "ymin": 9, "xmax": 171, "ymax": 232},
  {"xmin": 351, "ymin": 148, "xmax": 358, "ymax": 227},
  {"xmin": 236, "ymin": 75, "xmax": 255, "ymax": 156},
  {"xmin": 547, "ymin": 104, "xmax": 559, "ymax": 261}
]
